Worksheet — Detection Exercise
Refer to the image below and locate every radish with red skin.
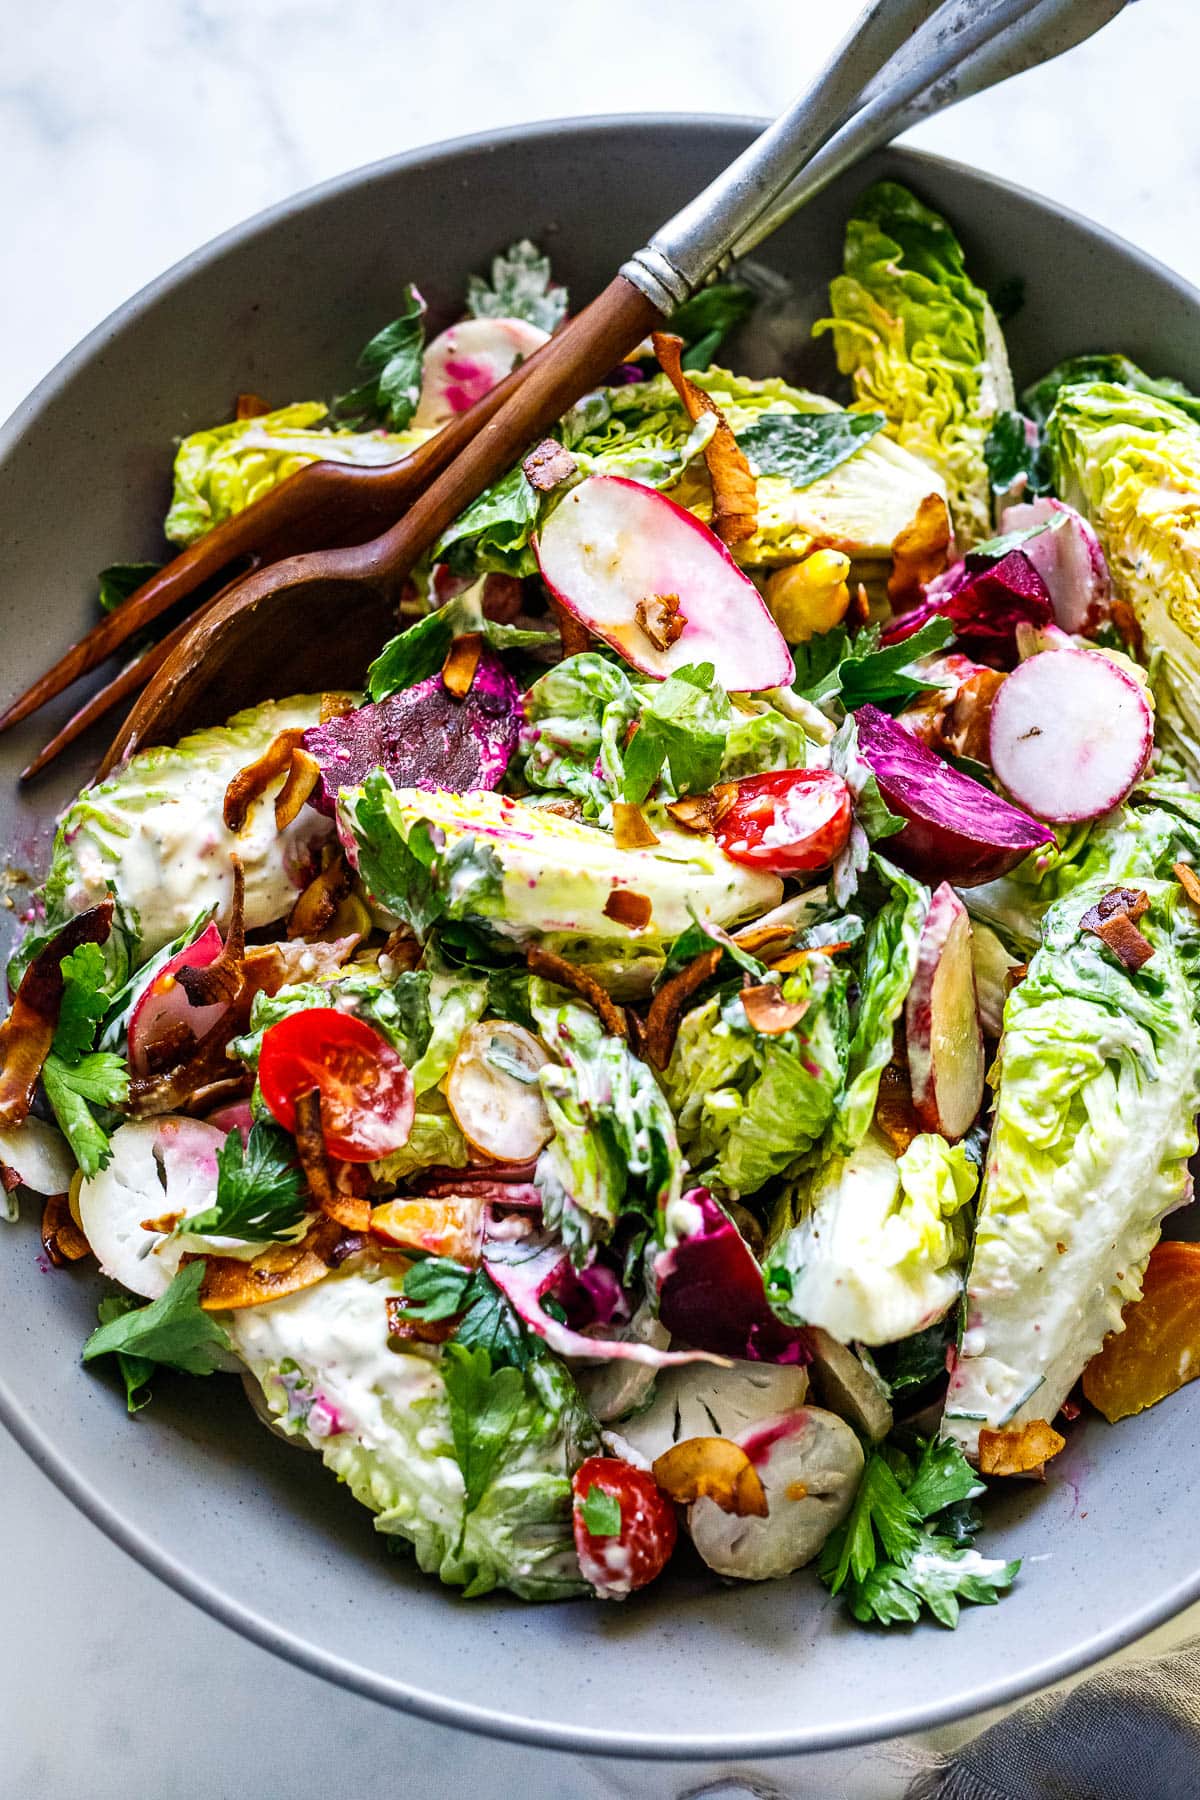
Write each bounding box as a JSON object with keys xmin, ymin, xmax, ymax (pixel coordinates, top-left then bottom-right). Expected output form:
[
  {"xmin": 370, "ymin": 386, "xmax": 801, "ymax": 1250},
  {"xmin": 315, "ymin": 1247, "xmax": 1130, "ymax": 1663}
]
[
  {"xmin": 128, "ymin": 922, "xmax": 231, "ymax": 1076},
  {"xmin": 854, "ymin": 704, "xmax": 1054, "ymax": 887},
  {"xmin": 905, "ymin": 883, "xmax": 985, "ymax": 1142},
  {"xmin": 413, "ymin": 316, "xmax": 549, "ymax": 430},
  {"xmin": 988, "ymin": 648, "xmax": 1154, "ymax": 824},
  {"xmin": 534, "ymin": 475, "xmax": 794, "ymax": 691},
  {"xmin": 999, "ymin": 498, "xmax": 1110, "ymax": 634}
]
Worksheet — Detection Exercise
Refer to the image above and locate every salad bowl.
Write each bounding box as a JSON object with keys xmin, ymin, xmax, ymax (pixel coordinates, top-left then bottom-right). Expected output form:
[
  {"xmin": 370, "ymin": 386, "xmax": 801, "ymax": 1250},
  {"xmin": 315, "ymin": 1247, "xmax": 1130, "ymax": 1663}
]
[{"xmin": 2, "ymin": 116, "xmax": 1200, "ymax": 1760}]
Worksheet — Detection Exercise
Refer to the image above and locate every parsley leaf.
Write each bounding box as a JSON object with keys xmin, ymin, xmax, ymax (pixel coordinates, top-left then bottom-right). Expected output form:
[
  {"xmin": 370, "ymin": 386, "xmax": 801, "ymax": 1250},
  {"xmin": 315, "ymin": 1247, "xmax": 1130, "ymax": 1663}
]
[
  {"xmin": 441, "ymin": 1342, "xmax": 525, "ymax": 1514},
  {"xmin": 819, "ymin": 1436, "xmax": 1018, "ymax": 1629},
  {"xmin": 94, "ymin": 1295, "xmax": 155, "ymax": 1413},
  {"xmin": 52, "ymin": 942, "xmax": 111, "ymax": 1063},
  {"xmin": 349, "ymin": 772, "xmax": 503, "ymax": 940},
  {"xmin": 336, "ymin": 285, "xmax": 427, "ymax": 429},
  {"xmin": 581, "ymin": 1483, "xmax": 622, "ymax": 1536},
  {"xmin": 794, "ymin": 617, "xmax": 955, "ymax": 713},
  {"xmin": 366, "ymin": 590, "xmax": 556, "ymax": 701},
  {"xmin": 621, "ymin": 663, "xmax": 730, "ymax": 805},
  {"xmin": 98, "ymin": 562, "xmax": 160, "ymax": 614},
  {"xmin": 402, "ymin": 1255, "xmax": 532, "ymax": 1370},
  {"xmin": 737, "ymin": 410, "xmax": 886, "ymax": 487},
  {"xmin": 83, "ymin": 1263, "xmax": 232, "ymax": 1389},
  {"xmin": 177, "ymin": 1122, "xmax": 308, "ymax": 1242},
  {"xmin": 42, "ymin": 1051, "xmax": 129, "ymax": 1177},
  {"xmin": 465, "ymin": 239, "xmax": 567, "ymax": 334}
]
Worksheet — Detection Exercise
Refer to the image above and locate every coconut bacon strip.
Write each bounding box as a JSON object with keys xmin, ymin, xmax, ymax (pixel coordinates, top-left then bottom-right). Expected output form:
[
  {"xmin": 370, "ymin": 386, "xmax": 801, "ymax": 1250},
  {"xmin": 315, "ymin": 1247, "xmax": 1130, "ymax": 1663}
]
[
  {"xmin": 0, "ymin": 901, "xmax": 114, "ymax": 1128},
  {"xmin": 176, "ymin": 859, "xmax": 245, "ymax": 1007},
  {"xmin": 223, "ymin": 728, "xmax": 307, "ymax": 832},
  {"xmin": 293, "ymin": 1088, "xmax": 372, "ymax": 1233},
  {"xmin": 525, "ymin": 944, "xmax": 628, "ymax": 1039},
  {"xmin": 652, "ymin": 332, "xmax": 757, "ymax": 546}
]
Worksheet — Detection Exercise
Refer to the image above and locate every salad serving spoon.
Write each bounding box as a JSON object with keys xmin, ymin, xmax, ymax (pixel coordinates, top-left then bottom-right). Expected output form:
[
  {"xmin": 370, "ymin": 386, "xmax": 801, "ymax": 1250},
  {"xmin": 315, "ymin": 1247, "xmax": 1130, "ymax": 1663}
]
[{"xmin": 7, "ymin": 0, "xmax": 1130, "ymax": 773}]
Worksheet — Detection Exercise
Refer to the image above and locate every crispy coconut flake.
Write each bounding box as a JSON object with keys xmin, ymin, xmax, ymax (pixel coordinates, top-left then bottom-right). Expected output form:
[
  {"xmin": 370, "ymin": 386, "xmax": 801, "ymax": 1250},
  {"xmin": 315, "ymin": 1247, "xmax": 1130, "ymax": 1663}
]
[
  {"xmin": 888, "ymin": 493, "xmax": 953, "ymax": 613},
  {"xmin": 191, "ymin": 1216, "xmax": 347, "ymax": 1311},
  {"xmin": 293, "ymin": 1089, "xmax": 372, "ymax": 1232},
  {"xmin": 873, "ymin": 1060, "xmax": 923, "ymax": 1156},
  {"xmin": 652, "ymin": 1436, "xmax": 769, "ymax": 1517},
  {"xmin": 665, "ymin": 785, "xmax": 737, "ymax": 834},
  {"xmin": 739, "ymin": 982, "xmax": 808, "ymax": 1035},
  {"xmin": 652, "ymin": 330, "xmax": 757, "ymax": 546},
  {"xmin": 176, "ymin": 859, "xmax": 245, "ymax": 1007},
  {"xmin": 978, "ymin": 1418, "xmax": 1065, "ymax": 1478},
  {"xmin": 287, "ymin": 853, "xmax": 352, "ymax": 941},
  {"xmin": 612, "ymin": 803, "xmax": 659, "ymax": 850},
  {"xmin": 274, "ymin": 748, "xmax": 322, "ymax": 830},
  {"xmin": 1081, "ymin": 887, "xmax": 1154, "ymax": 969},
  {"xmin": 525, "ymin": 944, "xmax": 627, "ymax": 1039},
  {"xmin": 634, "ymin": 592, "xmax": 687, "ymax": 652},
  {"xmin": 548, "ymin": 594, "xmax": 590, "ymax": 657},
  {"xmin": 223, "ymin": 728, "xmax": 307, "ymax": 832},
  {"xmin": 41, "ymin": 1192, "xmax": 91, "ymax": 1267},
  {"xmin": 0, "ymin": 901, "xmax": 114, "ymax": 1128},
  {"xmin": 319, "ymin": 692, "xmax": 359, "ymax": 724},
  {"xmin": 642, "ymin": 948, "xmax": 723, "ymax": 1070},
  {"xmin": 522, "ymin": 438, "xmax": 578, "ymax": 493},
  {"xmin": 1175, "ymin": 861, "xmax": 1200, "ymax": 912},
  {"xmin": 441, "ymin": 632, "xmax": 483, "ymax": 700},
  {"xmin": 768, "ymin": 941, "xmax": 852, "ymax": 973},
  {"xmin": 602, "ymin": 890, "xmax": 653, "ymax": 932}
]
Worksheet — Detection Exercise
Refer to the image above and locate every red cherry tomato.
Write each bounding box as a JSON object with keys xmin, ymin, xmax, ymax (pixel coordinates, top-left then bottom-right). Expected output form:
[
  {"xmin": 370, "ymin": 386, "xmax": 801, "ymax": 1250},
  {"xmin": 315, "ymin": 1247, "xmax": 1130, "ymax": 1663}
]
[
  {"xmin": 713, "ymin": 768, "xmax": 852, "ymax": 873},
  {"xmin": 572, "ymin": 1456, "xmax": 677, "ymax": 1599},
  {"xmin": 258, "ymin": 1008, "xmax": 415, "ymax": 1164}
]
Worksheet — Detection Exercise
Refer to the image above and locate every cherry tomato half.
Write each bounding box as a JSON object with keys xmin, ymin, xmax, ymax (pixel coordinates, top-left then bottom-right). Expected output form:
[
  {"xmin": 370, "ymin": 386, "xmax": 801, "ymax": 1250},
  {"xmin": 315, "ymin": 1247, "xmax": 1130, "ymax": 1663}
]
[
  {"xmin": 571, "ymin": 1456, "xmax": 677, "ymax": 1599},
  {"xmin": 713, "ymin": 768, "xmax": 852, "ymax": 874},
  {"xmin": 258, "ymin": 1008, "xmax": 415, "ymax": 1164}
]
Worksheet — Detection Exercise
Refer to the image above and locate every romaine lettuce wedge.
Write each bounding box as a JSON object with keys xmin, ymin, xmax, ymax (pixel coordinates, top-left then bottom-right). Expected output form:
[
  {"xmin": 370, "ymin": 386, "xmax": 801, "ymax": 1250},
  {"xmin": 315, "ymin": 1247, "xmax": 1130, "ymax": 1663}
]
[
  {"xmin": 228, "ymin": 1266, "xmax": 597, "ymax": 1600},
  {"xmin": 818, "ymin": 181, "xmax": 1014, "ymax": 549},
  {"xmin": 943, "ymin": 878, "xmax": 1200, "ymax": 1458}
]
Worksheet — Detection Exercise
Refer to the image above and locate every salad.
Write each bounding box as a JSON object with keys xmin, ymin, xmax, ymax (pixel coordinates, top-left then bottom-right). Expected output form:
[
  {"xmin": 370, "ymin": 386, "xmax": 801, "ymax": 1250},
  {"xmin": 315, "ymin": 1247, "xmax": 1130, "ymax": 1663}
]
[{"xmin": 4, "ymin": 188, "xmax": 1200, "ymax": 1625}]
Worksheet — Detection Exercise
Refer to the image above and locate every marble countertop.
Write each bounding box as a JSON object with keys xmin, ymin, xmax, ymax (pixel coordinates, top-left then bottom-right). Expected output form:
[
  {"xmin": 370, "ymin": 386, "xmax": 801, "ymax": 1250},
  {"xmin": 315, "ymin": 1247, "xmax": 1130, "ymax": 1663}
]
[{"xmin": 1, "ymin": 1, "xmax": 1197, "ymax": 1794}]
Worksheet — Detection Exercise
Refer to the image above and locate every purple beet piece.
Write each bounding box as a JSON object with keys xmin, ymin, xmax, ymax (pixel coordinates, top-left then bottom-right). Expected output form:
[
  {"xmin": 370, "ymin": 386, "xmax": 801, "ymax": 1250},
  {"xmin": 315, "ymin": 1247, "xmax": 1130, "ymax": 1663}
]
[
  {"xmin": 653, "ymin": 1189, "xmax": 811, "ymax": 1365},
  {"xmin": 883, "ymin": 548, "xmax": 1053, "ymax": 666},
  {"xmin": 302, "ymin": 646, "xmax": 520, "ymax": 814}
]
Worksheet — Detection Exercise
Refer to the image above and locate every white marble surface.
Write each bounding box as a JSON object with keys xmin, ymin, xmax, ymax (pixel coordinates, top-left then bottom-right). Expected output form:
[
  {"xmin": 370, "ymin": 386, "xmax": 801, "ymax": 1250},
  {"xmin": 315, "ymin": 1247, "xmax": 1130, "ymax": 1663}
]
[{"xmin": 2, "ymin": 1, "xmax": 1199, "ymax": 1795}]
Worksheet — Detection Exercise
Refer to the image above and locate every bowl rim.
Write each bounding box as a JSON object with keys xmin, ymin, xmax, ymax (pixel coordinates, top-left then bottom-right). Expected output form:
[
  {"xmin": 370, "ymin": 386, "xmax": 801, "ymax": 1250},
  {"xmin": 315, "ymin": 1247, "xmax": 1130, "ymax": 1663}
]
[{"xmin": 3, "ymin": 111, "xmax": 1200, "ymax": 1761}]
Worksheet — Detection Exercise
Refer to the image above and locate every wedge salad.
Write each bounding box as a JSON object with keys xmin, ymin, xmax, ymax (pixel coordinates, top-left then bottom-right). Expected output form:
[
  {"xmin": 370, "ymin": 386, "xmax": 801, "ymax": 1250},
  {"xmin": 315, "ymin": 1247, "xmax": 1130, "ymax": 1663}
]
[{"xmin": 6, "ymin": 191, "xmax": 1200, "ymax": 1625}]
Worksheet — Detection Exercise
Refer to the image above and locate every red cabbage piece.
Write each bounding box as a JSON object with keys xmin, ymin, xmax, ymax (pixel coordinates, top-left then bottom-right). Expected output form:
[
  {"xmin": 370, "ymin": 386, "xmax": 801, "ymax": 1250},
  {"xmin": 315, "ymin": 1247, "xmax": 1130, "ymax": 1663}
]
[
  {"xmin": 302, "ymin": 645, "xmax": 520, "ymax": 815},
  {"xmin": 855, "ymin": 702, "xmax": 1053, "ymax": 887},
  {"xmin": 482, "ymin": 1230, "xmax": 722, "ymax": 1368},
  {"xmin": 884, "ymin": 548, "xmax": 1053, "ymax": 667},
  {"xmin": 652, "ymin": 1189, "xmax": 811, "ymax": 1365}
]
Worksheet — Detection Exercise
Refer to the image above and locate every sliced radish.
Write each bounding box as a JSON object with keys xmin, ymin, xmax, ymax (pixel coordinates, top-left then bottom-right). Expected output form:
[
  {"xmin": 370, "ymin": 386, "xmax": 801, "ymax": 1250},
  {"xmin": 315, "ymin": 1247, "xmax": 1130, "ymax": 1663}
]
[
  {"xmin": 855, "ymin": 703, "xmax": 1054, "ymax": 887},
  {"xmin": 0, "ymin": 1117, "xmax": 76, "ymax": 1196},
  {"xmin": 128, "ymin": 923, "xmax": 229, "ymax": 1077},
  {"xmin": 535, "ymin": 475, "xmax": 795, "ymax": 691},
  {"xmin": 988, "ymin": 648, "xmax": 1153, "ymax": 824},
  {"xmin": 999, "ymin": 498, "xmax": 1111, "ymax": 634},
  {"xmin": 77, "ymin": 1117, "xmax": 227, "ymax": 1299},
  {"xmin": 905, "ymin": 883, "xmax": 984, "ymax": 1142},
  {"xmin": 444, "ymin": 1021, "xmax": 552, "ymax": 1163},
  {"xmin": 413, "ymin": 317, "xmax": 549, "ymax": 430}
]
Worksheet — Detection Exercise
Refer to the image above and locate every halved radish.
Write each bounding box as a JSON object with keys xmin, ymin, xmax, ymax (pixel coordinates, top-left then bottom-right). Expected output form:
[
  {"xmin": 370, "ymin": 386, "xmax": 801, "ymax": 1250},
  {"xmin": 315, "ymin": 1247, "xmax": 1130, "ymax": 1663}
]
[
  {"xmin": 535, "ymin": 475, "xmax": 795, "ymax": 691},
  {"xmin": 0, "ymin": 1117, "xmax": 76, "ymax": 1196},
  {"xmin": 905, "ymin": 883, "xmax": 984, "ymax": 1142},
  {"xmin": 127, "ymin": 923, "xmax": 230, "ymax": 1077},
  {"xmin": 413, "ymin": 317, "xmax": 550, "ymax": 430},
  {"xmin": 999, "ymin": 497, "xmax": 1110, "ymax": 634},
  {"xmin": 988, "ymin": 648, "xmax": 1153, "ymax": 824},
  {"xmin": 444, "ymin": 1021, "xmax": 552, "ymax": 1163}
]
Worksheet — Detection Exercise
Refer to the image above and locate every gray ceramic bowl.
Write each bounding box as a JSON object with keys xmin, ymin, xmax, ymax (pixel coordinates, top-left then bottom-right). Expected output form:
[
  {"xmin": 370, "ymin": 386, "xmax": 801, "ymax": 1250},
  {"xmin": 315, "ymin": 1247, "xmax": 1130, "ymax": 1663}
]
[{"xmin": 2, "ymin": 117, "xmax": 1199, "ymax": 1762}]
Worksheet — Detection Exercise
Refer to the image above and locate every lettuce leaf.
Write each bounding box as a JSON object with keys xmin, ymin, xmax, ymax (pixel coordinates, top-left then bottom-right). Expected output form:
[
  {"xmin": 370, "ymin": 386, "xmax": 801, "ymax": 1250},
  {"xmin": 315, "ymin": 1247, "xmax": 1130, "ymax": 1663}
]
[
  {"xmin": 817, "ymin": 181, "xmax": 1014, "ymax": 548},
  {"xmin": 465, "ymin": 240, "xmax": 567, "ymax": 334}
]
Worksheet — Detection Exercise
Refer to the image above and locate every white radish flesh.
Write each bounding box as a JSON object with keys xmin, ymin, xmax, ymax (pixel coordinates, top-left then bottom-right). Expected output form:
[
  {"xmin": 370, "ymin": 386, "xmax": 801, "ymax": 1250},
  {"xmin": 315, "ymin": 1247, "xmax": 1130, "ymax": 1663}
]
[
  {"xmin": 687, "ymin": 1406, "xmax": 863, "ymax": 1581},
  {"xmin": 905, "ymin": 883, "xmax": 985, "ymax": 1143},
  {"xmin": 611, "ymin": 1360, "xmax": 810, "ymax": 1468},
  {"xmin": 0, "ymin": 1118, "xmax": 76, "ymax": 1196},
  {"xmin": 413, "ymin": 317, "xmax": 549, "ymax": 430},
  {"xmin": 999, "ymin": 498, "xmax": 1110, "ymax": 634},
  {"xmin": 807, "ymin": 1326, "xmax": 893, "ymax": 1442},
  {"xmin": 988, "ymin": 648, "xmax": 1153, "ymax": 823},
  {"xmin": 77, "ymin": 1117, "xmax": 227, "ymax": 1299},
  {"xmin": 444, "ymin": 1021, "xmax": 552, "ymax": 1163},
  {"xmin": 535, "ymin": 475, "xmax": 795, "ymax": 691},
  {"xmin": 127, "ymin": 922, "xmax": 229, "ymax": 1076}
]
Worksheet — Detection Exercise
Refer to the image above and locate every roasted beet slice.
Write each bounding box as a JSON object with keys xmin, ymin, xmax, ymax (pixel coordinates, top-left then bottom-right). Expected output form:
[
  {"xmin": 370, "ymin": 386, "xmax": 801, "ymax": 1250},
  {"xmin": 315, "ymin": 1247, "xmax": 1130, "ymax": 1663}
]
[
  {"xmin": 301, "ymin": 646, "xmax": 520, "ymax": 813},
  {"xmin": 883, "ymin": 548, "xmax": 1053, "ymax": 666}
]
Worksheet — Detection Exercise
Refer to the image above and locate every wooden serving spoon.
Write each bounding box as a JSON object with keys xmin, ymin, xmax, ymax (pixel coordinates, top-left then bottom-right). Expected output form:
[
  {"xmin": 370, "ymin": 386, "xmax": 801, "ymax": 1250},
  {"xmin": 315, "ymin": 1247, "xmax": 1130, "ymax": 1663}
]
[{"xmin": 75, "ymin": 0, "xmax": 1128, "ymax": 770}]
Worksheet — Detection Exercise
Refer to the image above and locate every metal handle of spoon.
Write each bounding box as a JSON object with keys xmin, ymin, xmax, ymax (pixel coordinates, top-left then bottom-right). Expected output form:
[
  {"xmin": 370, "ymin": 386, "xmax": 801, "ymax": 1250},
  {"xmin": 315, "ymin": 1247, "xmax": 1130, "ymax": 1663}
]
[
  {"xmin": 621, "ymin": 0, "xmax": 1043, "ymax": 308},
  {"xmin": 725, "ymin": 0, "xmax": 1133, "ymax": 268}
]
